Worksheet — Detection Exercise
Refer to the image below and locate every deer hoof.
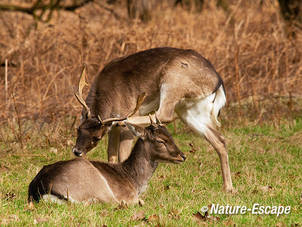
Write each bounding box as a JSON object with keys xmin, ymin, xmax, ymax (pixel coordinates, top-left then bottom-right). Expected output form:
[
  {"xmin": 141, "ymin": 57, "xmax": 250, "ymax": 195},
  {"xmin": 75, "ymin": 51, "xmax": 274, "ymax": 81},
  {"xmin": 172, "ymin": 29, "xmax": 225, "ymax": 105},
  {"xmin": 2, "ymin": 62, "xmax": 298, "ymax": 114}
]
[
  {"xmin": 108, "ymin": 156, "xmax": 118, "ymax": 164},
  {"xmin": 223, "ymin": 186, "xmax": 237, "ymax": 194},
  {"xmin": 118, "ymin": 200, "xmax": 128, "ymax": 209},
  {"xmin": 138, "ymin": 199, "xmax": 145, "ymax": 206}
]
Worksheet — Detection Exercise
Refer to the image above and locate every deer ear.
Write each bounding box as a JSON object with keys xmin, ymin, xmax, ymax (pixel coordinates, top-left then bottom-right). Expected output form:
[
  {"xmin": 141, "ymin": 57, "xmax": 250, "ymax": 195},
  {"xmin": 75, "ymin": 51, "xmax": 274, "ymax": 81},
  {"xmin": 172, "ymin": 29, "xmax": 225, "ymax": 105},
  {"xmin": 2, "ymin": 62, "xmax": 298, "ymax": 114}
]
[
  {"xmin": 96, "ymin": 126, "xmax": 108, "ymax": 140},
  {"xmin": 124, "ymin": 122, "xmax": 145, "ymax": 138},
  {"xmin": 149, "ymin": 114, "xmax": 155, "ymax": 126},
  {"xmin": 97, "ymin": 115, "xmax": 103, "ymax": 125},
  {"xmin": 154, "ymin": 113, "xmax": 162, "ymax": 125}
]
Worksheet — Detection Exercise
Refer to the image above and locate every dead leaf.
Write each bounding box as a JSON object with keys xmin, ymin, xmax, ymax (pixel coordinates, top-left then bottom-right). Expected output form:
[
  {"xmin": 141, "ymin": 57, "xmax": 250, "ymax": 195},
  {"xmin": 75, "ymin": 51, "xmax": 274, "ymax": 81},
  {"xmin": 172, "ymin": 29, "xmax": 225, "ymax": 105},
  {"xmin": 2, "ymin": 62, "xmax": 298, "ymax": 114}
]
[
  {"xmin": 208, "ymin": 215, "xmax": 220, "ymax": 222},
  {"xmin": 0, "ymin": 165, "xmax": 10, "ymax": 172},
  {"xmin": 256, "ymin": 216, "xmax": 262, "ymax": 222},
  {"xmin": 138, "ymin": 199, "xmax": 145, "ymax": 206},
  {"xmin": 189, "ymin": 143, "xmax": 197, "ymax": 153},
  {"xmin": 99, "ymin": 210, "xmax": 109, "ymax": 217},
  {"xmin": 168, "ymin": 209, "xmax": 180, "ymax": 220},
  {"xmin": 0, "ymin": 220, "xmax": 7, "ymax": 225},
  {"xmin": 259, "ymin": 185, "xmax": 273, "ymax": 192},
  {"xmin": 147, "ymin": 214, "xmax": 159, "ymax": 222},
  {"xmin": 115, "ymin": 200, "xmax": 128, "ymax": 210},
  {"xmin": 164, "ymin": 185, "xmax": 170, "ymax": 190},
  {"xmin": 50, "ymin": 147, "xmax": 58, "ymax": 154},
  {"xmin": 198, "ymin": 162, "xmax": 203, "ymax": 169},
  {"xmin": 66, "ymin": 139, "xmax": 74, "ymax": 146},
  {"xmin": 222, "ymin": 218, "xmax": 234, "ymax": 226},
  {"xmin": 0, "ymin": 215, "xmax": 18, "ymax": 224},
  {"xmin": 25, "ymin": 201, "xmax": 35, "ymax": 211},
  {"xmin": 1, "ymin": 219, "xmax": 11, "ymax": 225},
  {"xmin": 193, "ymin": 211, "xmax": 219, "ymax": 223},
  {"xmin": 131, "ymin": 210, "xmax": 146, "ymax": 221},
  {"xmin": 4, "ymin": 192, "xmax": 16, "ymax": 200},
  {"xmin": 235, "ymin": 171, "xmax": 241, "ymax": 178},
  {"xmin": 133, "ymin": 223, "xmax": 146, "ymax": 227},
  {"xmin": 276, "ymin": 222, "xmax": 286, "ymax": 227},
  {"xmin": 8, "ymin": 214, "xmax": 19, "ymax": 222},
  {"xmin": 252, "ymin": 189, "xmax": 258, "ymax": 194},
  {"xmin": 34, "ymin": 217, "xmax": 49, "ymax": 224},
  {"xmin": 193, "ymin": 211, "xmax": 207, "ymax": 222}
]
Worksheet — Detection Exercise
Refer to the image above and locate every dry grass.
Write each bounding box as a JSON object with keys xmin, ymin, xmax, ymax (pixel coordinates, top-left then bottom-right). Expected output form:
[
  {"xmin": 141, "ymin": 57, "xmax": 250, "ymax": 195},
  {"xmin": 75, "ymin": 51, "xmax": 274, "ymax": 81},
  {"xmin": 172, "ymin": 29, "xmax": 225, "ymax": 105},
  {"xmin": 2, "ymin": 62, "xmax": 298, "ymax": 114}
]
[
  {"xmin": 0, "ymin": 1, "xmax": 301, "ymax": 160},
  {"xmin": 0, "ymin": 1, "xmax": 301, "ymax": 125},
  {"xmin": 0, "ymin": 2, "xmax": 302, "ymax": 225},
  {"xmin": 0, "ymin": 118, "xmax": 301, "ymax": 226}
]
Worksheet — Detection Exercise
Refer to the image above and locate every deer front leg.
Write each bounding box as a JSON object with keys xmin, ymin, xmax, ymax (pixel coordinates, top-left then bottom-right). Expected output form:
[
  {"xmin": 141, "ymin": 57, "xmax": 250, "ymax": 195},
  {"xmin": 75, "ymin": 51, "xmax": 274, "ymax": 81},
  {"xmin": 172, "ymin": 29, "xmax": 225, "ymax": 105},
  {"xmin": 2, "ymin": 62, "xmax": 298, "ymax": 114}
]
[
  {"xmin": 204, "ymin": 127, "xmax": 233, "ymax": 192},
  {"xmin": 155, "ymin": 86, "xmax": 179, "ymax": 123},
  {"xmin": 107, "ymin": 125, "xmax": 121, "ymax": 163},
  {"xmin": 175, "ymin": 106, "xmax": 234, "ymax": 192},
  {"xmin": 155, "ymin": 104, "xmax": 176, "ymax": 123},
  {"xmin": 118, "ymin": 127, "xmax": 134, "ymax": 162}
]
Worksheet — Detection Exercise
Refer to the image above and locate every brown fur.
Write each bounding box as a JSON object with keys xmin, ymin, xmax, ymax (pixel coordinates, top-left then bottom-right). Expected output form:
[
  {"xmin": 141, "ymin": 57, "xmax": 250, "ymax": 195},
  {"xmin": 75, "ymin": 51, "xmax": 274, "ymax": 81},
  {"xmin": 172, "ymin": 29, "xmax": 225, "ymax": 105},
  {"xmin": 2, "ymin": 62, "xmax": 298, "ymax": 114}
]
[
  {"xmin": 86, "ymin": 47, "xmax": 221, "ymax": 119},
  {"xmin": 73, "ymin": 47, "xmax": 223, "ymax": 156},
  {"xmin": 72, "ymin": 47, "xmax": 233, "ymax": 192},
  {"xmin": 29, "ymin": 124, "xmax": 186, "ymax": 204}
]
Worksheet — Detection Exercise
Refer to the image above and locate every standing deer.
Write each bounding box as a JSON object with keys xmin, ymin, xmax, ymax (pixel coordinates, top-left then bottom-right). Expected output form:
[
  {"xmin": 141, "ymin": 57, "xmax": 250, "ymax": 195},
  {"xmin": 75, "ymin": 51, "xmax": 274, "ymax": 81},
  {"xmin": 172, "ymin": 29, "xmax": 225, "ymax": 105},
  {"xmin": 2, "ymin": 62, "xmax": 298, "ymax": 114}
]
[
  {"xmin": 28, "ymin": 119, "xmax": 186, "ymax": 204},
  {"xmin": 73, "ymin": 47, "xmax": 233, "ymax": 192}
]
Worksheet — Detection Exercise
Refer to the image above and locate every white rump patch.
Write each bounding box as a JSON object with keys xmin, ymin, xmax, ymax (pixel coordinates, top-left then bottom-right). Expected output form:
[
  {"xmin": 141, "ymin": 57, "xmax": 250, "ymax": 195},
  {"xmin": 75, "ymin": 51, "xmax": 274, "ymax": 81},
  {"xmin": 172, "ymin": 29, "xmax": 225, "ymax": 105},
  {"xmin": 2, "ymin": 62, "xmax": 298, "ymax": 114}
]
[
  {"xmin": 159, "ymin": 84, "xmax": 169, "ymax": 108},
  {"xmin": 42, "ymin": 194, "xmax": 78, "ymax": 204},
  {"xmin": 175, "ymin": 85, "xmax": 226, "ymax": 136}
]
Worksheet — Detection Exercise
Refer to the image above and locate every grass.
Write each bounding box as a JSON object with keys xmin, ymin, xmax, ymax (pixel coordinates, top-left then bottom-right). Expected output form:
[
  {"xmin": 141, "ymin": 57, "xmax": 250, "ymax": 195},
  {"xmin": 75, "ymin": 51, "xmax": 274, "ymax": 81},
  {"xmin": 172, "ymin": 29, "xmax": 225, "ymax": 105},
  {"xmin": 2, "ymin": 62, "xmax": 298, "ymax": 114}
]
[
  {"xmin": 0, "ymin": 116, "xmax": 301, "ymax": 226},
  {"xmin": 0, "ymin": 1, "xmax": 301, "ymax": 124},
  {"xmin": 0, "ymin": 0, "xmax": 301, "ymax": 225}
]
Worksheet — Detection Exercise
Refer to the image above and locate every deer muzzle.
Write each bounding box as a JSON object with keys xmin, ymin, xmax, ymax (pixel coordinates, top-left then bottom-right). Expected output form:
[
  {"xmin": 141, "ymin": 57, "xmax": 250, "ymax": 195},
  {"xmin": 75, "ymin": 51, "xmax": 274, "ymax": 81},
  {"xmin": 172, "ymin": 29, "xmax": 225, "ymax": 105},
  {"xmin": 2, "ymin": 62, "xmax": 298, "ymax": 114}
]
[{"xmin": 72, "ymin": 147, "xmax": 83, "ymax": 157}]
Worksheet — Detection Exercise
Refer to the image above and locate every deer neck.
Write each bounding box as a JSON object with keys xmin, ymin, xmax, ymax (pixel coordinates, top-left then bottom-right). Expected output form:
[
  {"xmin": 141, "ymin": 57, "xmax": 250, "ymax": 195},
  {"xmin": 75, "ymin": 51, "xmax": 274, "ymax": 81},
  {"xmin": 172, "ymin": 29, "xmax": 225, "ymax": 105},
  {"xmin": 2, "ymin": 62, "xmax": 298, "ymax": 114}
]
[{"xmin": 122, "ymin": 139, "xmax": 158, "ymax": 195}]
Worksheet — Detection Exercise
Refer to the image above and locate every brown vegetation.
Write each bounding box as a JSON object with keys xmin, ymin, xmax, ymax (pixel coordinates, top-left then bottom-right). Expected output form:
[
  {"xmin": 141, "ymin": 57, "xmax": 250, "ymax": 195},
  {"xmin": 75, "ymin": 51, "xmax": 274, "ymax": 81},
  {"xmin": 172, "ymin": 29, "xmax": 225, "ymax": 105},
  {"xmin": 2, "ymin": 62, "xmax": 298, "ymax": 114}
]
[{"xmin": 0, "ymin": 1, "xmax": 301, "ymax": 146}]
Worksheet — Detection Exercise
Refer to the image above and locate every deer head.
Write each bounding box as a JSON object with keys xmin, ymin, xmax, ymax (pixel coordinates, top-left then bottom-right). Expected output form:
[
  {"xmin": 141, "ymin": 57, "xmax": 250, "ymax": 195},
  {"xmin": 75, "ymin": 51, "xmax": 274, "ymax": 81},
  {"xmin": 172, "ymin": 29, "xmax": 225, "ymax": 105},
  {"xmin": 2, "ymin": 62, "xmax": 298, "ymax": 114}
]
[
  {"xmin": 73, "ymin": 65, "xmax": 146, "ymax": 156},
  {"xmin": 125, "ymin": 116, "xmax": 186, "ymax": 164}
]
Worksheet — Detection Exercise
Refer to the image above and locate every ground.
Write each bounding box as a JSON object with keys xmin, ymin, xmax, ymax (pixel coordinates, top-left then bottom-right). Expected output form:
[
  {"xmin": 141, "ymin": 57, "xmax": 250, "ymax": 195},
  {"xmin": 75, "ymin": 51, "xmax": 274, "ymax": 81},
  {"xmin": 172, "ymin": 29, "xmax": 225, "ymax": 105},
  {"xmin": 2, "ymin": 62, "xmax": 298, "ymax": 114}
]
[{"xmin": 0, "ymin": 114, "xmax": 301, "ymax": 226}]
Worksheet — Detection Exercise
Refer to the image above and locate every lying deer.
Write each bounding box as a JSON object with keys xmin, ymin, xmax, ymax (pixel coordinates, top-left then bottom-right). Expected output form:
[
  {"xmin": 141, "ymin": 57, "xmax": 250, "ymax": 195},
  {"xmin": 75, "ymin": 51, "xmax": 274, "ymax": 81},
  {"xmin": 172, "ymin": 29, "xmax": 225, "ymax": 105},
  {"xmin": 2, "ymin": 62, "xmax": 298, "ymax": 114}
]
[
  {"xmin": 28, "ymin": 119, "xmax": 186, "ymax": 204},
  {"xmin": 73, "ymin": 47, "xmax": 233, "ymax": 192}
]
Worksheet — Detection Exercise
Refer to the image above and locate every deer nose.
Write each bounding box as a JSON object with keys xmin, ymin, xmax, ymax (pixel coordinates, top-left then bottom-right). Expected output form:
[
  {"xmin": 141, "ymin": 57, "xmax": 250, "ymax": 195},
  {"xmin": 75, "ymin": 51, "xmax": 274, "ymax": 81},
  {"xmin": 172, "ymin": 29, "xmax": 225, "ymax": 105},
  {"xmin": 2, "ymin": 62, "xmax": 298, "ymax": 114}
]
[
  {"xmin": 72, "ymin": 148, "xmax": 83, "ymax": 157},
  {"xmin": 181, "ymin": 153, "xmax": 186, "ymax": 161}
]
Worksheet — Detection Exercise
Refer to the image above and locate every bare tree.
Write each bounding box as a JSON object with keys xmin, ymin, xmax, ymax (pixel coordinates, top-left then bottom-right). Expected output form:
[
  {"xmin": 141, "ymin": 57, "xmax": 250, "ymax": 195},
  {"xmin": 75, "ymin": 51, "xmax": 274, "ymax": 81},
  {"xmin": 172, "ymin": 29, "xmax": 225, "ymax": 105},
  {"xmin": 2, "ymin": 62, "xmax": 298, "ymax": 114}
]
[
  {"xmin": 0, "ymin": 0, "xmax": 93, "ymax": 22},
  {"xmin": 127, "ymin": 0, "xmax": 156, "ymax": 22},
  {"xmin": 278, "ymin": 0, "xmax": 302, "ymax": 37},
  {"xmin": 174, "ymin": 0, "xmax": 204, "ymax": 12}
]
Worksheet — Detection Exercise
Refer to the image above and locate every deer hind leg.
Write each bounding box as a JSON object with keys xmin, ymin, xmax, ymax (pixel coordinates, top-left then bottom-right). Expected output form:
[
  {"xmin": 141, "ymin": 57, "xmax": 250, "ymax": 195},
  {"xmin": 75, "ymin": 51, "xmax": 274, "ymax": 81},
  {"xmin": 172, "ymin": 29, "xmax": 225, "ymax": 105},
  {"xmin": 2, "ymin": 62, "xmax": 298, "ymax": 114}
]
[
  {"xmin": 155, "ymin": 84, "xmax": 180, "ymax": 123},
  {"xmin": 175, "ymin": 91, "xmax": 233, "ymax": 192},
  {"xmin": 107, "ymin": 125, "xmax": 121, "ymax": 163},
  {"xmin": 203, "ymin": 126, "xmax": 233, "ymax": 192},
  {"xmin": 118, "ymin": 127, "xmax": 134, "ymax": 162}
]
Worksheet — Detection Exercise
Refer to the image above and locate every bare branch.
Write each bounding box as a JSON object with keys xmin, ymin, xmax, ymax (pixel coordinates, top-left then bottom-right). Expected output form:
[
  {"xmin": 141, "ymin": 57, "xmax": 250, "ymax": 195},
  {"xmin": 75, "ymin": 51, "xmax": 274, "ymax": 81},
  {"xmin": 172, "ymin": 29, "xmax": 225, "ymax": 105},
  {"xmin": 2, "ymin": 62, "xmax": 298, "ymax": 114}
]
[{"xmin": 0, "ymin": 0, "xmax": 94, "ymax": 22}]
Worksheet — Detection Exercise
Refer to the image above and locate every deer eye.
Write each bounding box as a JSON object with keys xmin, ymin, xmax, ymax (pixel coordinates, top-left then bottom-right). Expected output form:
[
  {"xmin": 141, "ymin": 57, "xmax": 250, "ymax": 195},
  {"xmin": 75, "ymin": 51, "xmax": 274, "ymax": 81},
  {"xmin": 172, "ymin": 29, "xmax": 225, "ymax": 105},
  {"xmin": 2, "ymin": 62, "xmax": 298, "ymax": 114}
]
[
  {"xmin": 92, "ymin": 137, "xmax": 99, "ymax": 142},
  {"xmin": 156, "ymin": 139, "xmax": 165, "ymax": 144}
]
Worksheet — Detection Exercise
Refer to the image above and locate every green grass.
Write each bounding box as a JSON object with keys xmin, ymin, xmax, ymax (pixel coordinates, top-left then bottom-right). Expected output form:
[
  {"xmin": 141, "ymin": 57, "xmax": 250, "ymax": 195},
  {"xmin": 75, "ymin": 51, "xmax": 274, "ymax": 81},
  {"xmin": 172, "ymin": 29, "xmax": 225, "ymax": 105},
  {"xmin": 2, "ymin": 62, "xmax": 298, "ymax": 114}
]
[{"xmin": 0, "ymin": 117, "xmax": 301, "ymax": 226}]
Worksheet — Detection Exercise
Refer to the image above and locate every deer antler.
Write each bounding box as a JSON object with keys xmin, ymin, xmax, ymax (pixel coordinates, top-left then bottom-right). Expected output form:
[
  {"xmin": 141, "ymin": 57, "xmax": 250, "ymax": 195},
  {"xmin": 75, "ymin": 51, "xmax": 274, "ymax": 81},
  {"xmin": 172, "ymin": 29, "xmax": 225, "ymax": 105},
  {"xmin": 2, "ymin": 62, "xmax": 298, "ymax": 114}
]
[
  {"xmin": 75, "ymin": 64, "xmax": 91, "ymax": 118},
  {"xmin": 98, "ymin": 93, "xmax": 146, "ymax": 125},
  {"xmin": 128, "ymin": 92, "xmax": 146, "ymax": 118},
  {"xmin": 99, "ymin": 115, "xmax": 127, "ymax": 125},
  {"xmin": 154, "ymin": 113, "xmax": 162, "ymax": 125},
  {"xmin": 149, "ymin": 114, "xmax": 155, "ymax": 125}
]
